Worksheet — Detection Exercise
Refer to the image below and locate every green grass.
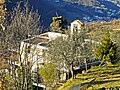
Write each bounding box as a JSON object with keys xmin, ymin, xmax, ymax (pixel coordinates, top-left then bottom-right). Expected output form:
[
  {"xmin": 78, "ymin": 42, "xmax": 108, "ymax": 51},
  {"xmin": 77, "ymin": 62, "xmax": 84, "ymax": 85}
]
[{"xmin": 58, "ymin": 65, "xmax": 120, "ymax": 90}]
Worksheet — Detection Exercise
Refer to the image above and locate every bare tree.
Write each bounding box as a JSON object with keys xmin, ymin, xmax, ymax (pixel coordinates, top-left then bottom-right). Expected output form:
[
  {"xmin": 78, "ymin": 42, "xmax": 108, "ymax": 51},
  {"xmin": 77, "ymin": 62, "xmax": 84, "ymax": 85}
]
[
  {"xmin": 6, "ymin": 1, "xmax": 41, "ymax": 50},
  {"xmin": 0, "ymin": 1, "xmax": 42, "ymax": 90}
]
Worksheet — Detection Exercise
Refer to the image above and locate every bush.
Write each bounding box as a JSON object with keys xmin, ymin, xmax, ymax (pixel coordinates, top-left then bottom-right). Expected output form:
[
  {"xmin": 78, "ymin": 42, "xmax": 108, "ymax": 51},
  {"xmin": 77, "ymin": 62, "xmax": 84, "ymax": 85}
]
[{"xmin": 39, "ymin": 63, "xmax": 57, "ymax": 87}]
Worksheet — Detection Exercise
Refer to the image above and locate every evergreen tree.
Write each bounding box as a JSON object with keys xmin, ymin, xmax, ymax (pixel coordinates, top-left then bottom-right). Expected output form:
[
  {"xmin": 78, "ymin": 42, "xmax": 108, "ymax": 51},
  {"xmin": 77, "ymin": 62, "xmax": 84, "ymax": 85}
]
[
  {"xmin": 95, "ymin": 30, "xmax": 117, "ymax": 65},
  {"xmin": 50, "ymin": 16, "xmax": 67, "ymax": 33},
  {"xmin": 111, "ymin": 30, "xmax": 120, "ymax": 62}
]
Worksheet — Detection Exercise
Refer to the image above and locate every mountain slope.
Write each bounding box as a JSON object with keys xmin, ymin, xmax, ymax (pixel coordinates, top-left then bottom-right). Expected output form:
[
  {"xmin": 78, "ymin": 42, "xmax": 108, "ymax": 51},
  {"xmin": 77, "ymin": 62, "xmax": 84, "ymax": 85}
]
[{"xmin": 6, "ymin": 0, "xmax": 120, "ymax": 28}]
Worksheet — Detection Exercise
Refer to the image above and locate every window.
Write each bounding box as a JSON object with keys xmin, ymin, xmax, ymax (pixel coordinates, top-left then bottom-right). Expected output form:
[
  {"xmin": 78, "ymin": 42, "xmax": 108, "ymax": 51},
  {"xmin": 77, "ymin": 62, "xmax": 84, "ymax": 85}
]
[
  {"xmin": 73, "ymin": 24, "xmax": 78, "ymax": 29},
  {"xmin": 27, "ymin": 46, "xmax": 30, "ymax": 53},
  {"xmin": 73, "ymin": 24, "xmax": 78, "ymax": 32},
  {"xmin": 37, "ymin": 55, "xmax": 43, "ymax": 64}
]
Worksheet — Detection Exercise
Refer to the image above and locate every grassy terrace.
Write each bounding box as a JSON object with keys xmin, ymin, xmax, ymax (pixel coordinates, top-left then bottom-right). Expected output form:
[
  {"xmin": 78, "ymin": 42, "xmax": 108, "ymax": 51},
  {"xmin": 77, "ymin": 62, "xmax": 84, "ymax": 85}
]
[{"xmin": 58, "ymin": 64, "xmax": 120, "ymax": 90}]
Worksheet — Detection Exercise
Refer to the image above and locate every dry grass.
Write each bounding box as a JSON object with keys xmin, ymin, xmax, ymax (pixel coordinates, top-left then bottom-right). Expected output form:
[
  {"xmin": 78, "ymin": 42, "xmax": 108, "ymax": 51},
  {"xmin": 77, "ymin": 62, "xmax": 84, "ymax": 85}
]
[{"xmin": 58, "ymin": 65, "xmax": 120, "ymax": 90}]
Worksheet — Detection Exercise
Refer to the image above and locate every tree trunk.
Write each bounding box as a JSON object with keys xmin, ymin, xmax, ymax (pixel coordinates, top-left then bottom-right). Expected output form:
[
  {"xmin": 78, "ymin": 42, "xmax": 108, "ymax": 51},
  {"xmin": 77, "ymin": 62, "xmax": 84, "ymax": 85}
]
[
  {"xmin": 70, "ymin": 64, "xmax": 74, "ymax": 79},
  {"xmin": 70, "ymin": 68, "xmax": 74, "ymax": 79}
]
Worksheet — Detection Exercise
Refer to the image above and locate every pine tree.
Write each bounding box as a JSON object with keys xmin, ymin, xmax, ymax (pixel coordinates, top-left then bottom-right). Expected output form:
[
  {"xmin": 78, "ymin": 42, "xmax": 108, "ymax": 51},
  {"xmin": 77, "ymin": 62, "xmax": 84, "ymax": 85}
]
[
  {"xmin": 50, "ymin": 16, "xmax": 67, "ymax": 33},
  {"xmin": 95, "ymin": 30, "xmax": 117, "ymax": 65}
]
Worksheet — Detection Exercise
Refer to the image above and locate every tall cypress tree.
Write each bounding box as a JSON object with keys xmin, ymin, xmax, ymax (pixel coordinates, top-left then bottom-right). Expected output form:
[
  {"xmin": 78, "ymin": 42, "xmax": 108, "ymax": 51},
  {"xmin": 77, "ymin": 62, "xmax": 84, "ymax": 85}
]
[{"xmin": 95, "ymin": 30, "xmax": 117, "ymax": 65}]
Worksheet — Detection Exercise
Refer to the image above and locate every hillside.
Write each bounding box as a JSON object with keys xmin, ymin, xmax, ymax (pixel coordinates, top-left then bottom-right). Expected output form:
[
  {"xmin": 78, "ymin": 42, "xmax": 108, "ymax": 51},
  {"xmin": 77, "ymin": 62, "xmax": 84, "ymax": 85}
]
[
  {"xmin": 6, "ymin": 0, "xmax": 120, "ymax": 28},
  {"xmin": 58, "ymin": 65, "xmax": 120, "ymax": 90},
  {"xmin": 84, "ymin": 19, "xmax": 120, "ymax": 32}
]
